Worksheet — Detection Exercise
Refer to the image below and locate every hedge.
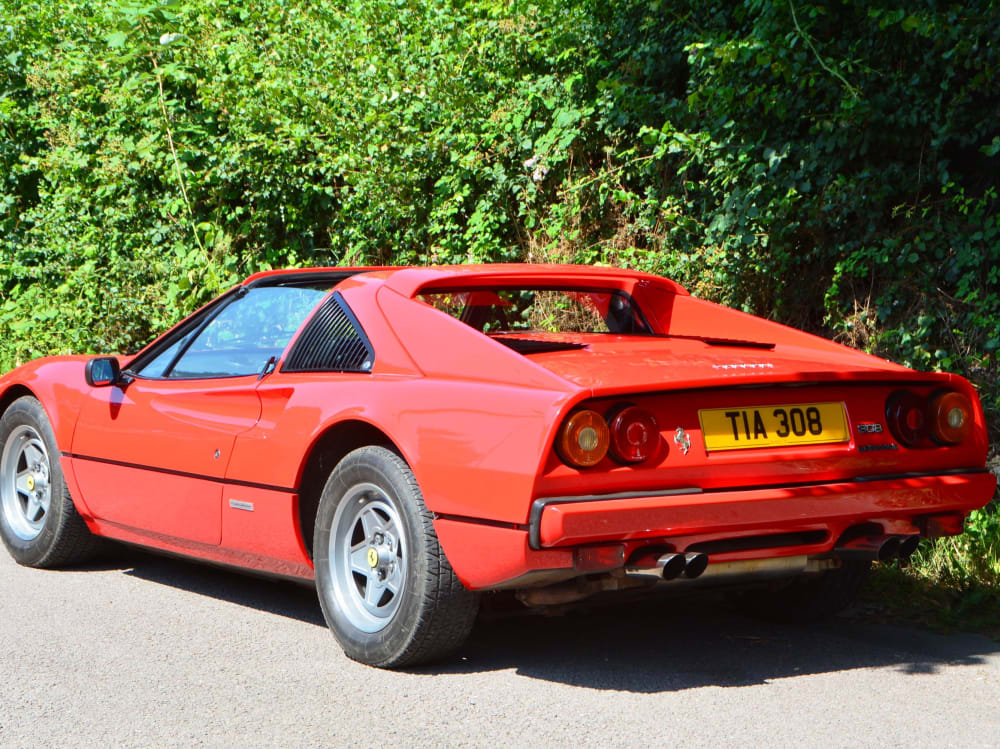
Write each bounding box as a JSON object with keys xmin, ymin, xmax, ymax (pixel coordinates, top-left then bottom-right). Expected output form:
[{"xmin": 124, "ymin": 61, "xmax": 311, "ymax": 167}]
[{"xmin": 2, "ymin": 0, "xmax": 998, "ymax": 436}]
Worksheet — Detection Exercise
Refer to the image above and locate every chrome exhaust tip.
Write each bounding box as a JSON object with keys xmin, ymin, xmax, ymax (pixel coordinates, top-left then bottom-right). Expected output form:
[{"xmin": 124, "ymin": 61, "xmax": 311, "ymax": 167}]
[
  {"xmin": 835, "ymin": 534, "xmax": 901, "ymax": 561},
  {"xmin": 656, "ymin": 552, "xmax": 687, "ymax": 581},
  {"xmin": 682, "ymin": 552, "xmax": 709, "ymax": 579}
]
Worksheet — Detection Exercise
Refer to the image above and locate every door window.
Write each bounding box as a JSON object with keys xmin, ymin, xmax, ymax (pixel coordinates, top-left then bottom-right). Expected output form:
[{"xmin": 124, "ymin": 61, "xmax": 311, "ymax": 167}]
[{"xmin": 157, "ymin": 285, "xmax": 330, "ymax": 379}]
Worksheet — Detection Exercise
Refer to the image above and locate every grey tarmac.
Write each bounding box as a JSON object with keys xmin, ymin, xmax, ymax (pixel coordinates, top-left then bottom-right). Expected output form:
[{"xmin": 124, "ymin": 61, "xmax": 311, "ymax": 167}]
[{"xmin": 1, "ymin": 546, "xmax": 998, "ymax": 748}]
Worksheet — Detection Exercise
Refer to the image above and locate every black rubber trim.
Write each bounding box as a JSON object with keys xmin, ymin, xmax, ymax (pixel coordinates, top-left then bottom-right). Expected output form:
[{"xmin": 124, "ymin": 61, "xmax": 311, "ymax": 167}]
[
  {"xmin": 852, "ymin": 467, "xmax": 986, "ymax": 482},
  {"xmin": 686, "ymin": 530, "xmax": 828, "ymax": 554},
  {"xmin": 661, "ymin": 333, "xmax": 775, "ymax": 349},
  {"xmin": 433, "ymin": 512, "xmax": 529, "ymax": 531},
  {"xmin": 528, "ymin": 468, "xmax": 992, "ymax": 550},
  {"xmin": 244, "ymin": 270, "xmax": 363, "ymax": 289},
  {"xmin": 63, "ymin": 452, "xmax": 297, "ymax": 494}
]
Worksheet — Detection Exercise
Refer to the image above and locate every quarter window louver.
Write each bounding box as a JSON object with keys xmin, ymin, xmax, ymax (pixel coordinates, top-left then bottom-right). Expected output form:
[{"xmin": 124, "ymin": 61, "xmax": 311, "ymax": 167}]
[{"xmin": 284, "ymin": 293, "xmax": 374, "ymax": 372}]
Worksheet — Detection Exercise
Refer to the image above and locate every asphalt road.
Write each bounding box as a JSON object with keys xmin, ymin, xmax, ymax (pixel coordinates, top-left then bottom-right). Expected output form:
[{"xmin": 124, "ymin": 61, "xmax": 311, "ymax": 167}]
[{"xmin": 1, "ymin": 545, "xmax": 998, "ymax": 749}]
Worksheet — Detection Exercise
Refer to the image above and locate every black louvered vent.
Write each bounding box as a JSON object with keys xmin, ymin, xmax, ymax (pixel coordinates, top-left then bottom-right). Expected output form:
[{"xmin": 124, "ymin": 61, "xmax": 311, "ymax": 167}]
[{"xmin": 284, "ymin": 293, "xmax": 374, "ymax": 372}]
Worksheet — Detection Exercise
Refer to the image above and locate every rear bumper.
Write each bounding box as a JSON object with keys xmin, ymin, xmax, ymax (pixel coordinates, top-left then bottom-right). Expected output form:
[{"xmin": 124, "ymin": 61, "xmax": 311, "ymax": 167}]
[
  {"xmin": 531, "ymin": 470, "xmax": 995, "ymax": 549},
  {"xmin": 434, "ymin": 470, "xmax": 995, "ymax": 590}
]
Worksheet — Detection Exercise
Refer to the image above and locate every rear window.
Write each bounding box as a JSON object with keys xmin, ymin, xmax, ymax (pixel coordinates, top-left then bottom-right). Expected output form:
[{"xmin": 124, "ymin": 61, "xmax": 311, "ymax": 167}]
[{"xmin": 417, "ymin": 288, "xmax": 651, "ymax": 336}]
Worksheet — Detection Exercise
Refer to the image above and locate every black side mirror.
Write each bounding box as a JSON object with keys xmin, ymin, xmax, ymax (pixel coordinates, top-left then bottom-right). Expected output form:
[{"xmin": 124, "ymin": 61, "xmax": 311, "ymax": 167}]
[{"xmin": 85, "ymin": 357, "xmax": 122, "ymax": 387}]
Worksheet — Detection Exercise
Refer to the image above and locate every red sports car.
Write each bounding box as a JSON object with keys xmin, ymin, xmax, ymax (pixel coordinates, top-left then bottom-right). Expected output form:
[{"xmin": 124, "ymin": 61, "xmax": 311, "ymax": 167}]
[{"xmin": 0, "ymin": 265, "xmax": 994, "ymax": 667}]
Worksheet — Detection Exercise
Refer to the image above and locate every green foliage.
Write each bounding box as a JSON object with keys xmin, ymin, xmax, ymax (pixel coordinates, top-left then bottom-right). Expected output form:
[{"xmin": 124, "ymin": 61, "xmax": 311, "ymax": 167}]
[
  {"xmin": 909, "ymin": 502, "xmax": 1000, "ymax": 589},
  {"xmin": 865, "ymin": 500, "xmax": 1000, "ymax": 637},
  {"xmin": 1, "ymin": 0, "xmax": 998, "ymax": 442}
]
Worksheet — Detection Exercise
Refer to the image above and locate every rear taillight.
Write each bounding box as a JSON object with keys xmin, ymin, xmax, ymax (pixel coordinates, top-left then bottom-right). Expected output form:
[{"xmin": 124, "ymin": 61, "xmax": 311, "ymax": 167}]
[
  {"xmin": 557, "ymin": 410, "xmax": 610, "ymax": 467},
  {"xmin": 929, "ymin": 390, "xmax": 972, "ymax": 444},
  {"xmin": 886, "ymin": 389, "xmax": 973, "ymax": 447},
  {"xmin": 608, "ymin": 406, "xmax": 659, "ymax": 463},
  {"xmin": 886, "ymin": 390, "xmax": 930, "ymax": 447}
]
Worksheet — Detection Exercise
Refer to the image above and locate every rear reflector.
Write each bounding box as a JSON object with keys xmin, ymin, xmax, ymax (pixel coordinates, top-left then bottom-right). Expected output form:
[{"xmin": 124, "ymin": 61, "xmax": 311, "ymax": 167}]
[
  {"xmin": 573, "ymin": 544, "xmax": 626, "ymax": 572},
  {"xmin": 923, "ymin": 512, "xmax": 966, "ymax": 537}
]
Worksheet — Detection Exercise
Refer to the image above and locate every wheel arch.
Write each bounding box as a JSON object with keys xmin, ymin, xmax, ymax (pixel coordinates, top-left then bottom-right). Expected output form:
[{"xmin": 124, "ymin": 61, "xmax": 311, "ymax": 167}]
[
  {"xmin": 0, "ymin": 385, "xmax": 37, "ymax": 418},
  {"xmin": 296, "ymin": 419, "xmax": 403, "ymax": 559}
]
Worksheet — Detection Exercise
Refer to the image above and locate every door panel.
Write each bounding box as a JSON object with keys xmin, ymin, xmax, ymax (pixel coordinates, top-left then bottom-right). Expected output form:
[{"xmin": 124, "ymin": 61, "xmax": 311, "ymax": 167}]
[{"xmin": 71, "ymin": 378, "xmax": 262, "ymax": 544}]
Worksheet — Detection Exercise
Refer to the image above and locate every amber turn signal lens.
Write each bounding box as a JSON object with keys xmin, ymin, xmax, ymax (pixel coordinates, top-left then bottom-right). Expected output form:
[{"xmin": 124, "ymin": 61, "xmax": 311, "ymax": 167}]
[
  {"xmin": 886, "ymin": 390, "xmax": 929, "ymax": 447},
  {"xmin": 930, "ymin": 391, "xmax": 973, "ymax": 445},
  {"xmin": 557, "ymin": 410, "xmax": 610, "ymax": 467},
  {"xmin": 609, "ymin": 406, "xmax": 659, "ymax": 463}
]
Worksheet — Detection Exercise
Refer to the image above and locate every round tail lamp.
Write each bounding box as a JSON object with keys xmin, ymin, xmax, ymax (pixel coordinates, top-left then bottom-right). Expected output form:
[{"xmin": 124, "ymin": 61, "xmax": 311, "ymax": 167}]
[
  {"xmin": 929, "ymin": 390, "xmax": 972, "ymax": 445},
  {"xmin": 608, "ymin": 406, "xmax": 659, "ymax": 463},
  {"xmin": 885, "ymin": 390, "xmax": 929, "ymax": 447},
  {"xmin": 557, "ymin": 410, "xmax": 610, "ymax": 467}
]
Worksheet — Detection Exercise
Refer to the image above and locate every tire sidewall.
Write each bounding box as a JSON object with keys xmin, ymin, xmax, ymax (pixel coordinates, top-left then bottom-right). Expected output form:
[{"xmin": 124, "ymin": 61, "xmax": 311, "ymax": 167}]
[
  {"xmin": 0, "ymin": 397, "xmax": 68, "ymax": 566},
  {"xmin": 313, "ymin": 447, "xmax": 431, "ymax": 666}
]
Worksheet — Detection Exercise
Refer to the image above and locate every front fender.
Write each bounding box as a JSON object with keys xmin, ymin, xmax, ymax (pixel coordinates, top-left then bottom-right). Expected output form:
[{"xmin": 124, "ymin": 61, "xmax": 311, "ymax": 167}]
[{"xmin": 0, "ymin": 356, "xmax": 94, "ymax": 450}]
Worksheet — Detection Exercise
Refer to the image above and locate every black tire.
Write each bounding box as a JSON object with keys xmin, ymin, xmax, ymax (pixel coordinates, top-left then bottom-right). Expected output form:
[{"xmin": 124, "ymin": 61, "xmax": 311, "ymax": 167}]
[
  {"xmin": 0, "ymin": 396, "xmax": 101, "ymax": 567},
  {"xmin": 741, "ymin": 560, "xmax": 871, "ymax": 621},
  {"xmin": 313, "ymin": 446, "xmax": 480, "ymax": 668}
]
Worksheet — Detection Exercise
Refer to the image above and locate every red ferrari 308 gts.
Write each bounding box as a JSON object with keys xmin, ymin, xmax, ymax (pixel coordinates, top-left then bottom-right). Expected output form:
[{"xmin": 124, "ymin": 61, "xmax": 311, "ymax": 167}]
[{"xmin": 0, "ymin": 264, "xmax": 994, "ymax": 667}]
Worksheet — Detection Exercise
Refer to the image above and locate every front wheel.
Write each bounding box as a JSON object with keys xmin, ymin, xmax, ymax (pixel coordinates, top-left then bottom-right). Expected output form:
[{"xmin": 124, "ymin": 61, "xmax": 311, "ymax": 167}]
[
  {"xmin": 313, "ymin": 446, "xmax": 479, "ymax": 668},
  {"xmin": 0, "ymin": 396, "xmax": 100, "ymax": 567}
]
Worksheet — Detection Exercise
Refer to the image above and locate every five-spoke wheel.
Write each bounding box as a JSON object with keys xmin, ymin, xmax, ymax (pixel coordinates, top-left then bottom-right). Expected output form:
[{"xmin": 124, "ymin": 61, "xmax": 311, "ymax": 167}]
[
  {"xmin": 330, "ymin": 484, "xmax": 407, "ymax": 633},
  {"xmin": 313, "ymin": 446, "xmax": 479, "ymax": 668},
  {"xmin": 1, "ymin": 425, "xmax": 53, "ymax": 541},
  {"xmin": 0, "ymin": 396, "xmax": 99, "ymax": 567}
]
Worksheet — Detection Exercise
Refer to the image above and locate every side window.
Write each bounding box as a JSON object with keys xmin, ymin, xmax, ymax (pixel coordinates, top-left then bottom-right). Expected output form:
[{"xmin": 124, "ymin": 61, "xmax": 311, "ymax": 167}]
[
  {"xmin": 166, "ymin": 286, "xmax": 330, "ymax": 379},
  {"xmin": 283, "ymin": 293, "xmax": 374, "ymax": 372},
  {"xmin": 136, "ymin": 330, "xmax": 196, "ymax": 378}
]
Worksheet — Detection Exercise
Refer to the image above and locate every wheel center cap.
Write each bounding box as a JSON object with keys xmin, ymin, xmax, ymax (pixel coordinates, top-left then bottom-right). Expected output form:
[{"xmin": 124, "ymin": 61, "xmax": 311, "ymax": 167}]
[
  {"xmin": 366, "ymin": 547, "xmax": 379, "ymax": 568},
  {"xmin": 25, "ymin": 475, "xmax": 35, "ymax": 491}
]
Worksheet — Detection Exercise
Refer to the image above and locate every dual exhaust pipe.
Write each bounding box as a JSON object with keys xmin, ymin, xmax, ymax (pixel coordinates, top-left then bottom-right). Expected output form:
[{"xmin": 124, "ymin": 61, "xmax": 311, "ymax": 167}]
[
  {"xmin": 518, "ymin": 551, "xmax": 711, "ymax": 606},
  {"xmin": 634, "ymin": 551, "xmax": 709, "ymax": 581},
  {"xmin": 622, "ymin": 532, "xmax": 918, "ymax": 588},
  {"xmin": 834, "ymin": 534, "xmax": 920, "ymax": 562}
]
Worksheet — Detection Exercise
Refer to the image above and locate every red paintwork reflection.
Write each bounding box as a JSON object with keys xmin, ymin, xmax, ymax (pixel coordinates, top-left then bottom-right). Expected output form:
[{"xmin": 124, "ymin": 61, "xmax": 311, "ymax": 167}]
[{"xmin": 72, "ymin": 377, "xmax": 262, "ymax": 545}]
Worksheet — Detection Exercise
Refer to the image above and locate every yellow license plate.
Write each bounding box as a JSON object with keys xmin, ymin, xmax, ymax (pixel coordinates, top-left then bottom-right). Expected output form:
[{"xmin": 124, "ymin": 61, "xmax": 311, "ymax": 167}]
[{"xmin": 698, "ymin": 402, "xmax": 848, "ymax": 451}]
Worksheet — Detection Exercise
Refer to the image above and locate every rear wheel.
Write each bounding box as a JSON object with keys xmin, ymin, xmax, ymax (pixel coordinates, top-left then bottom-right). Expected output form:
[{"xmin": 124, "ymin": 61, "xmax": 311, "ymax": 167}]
[
  {"xmin": 313, "ymin": 446, "xmax": 479, "ymax": 668},
  {"xmin": 0, "ymin": 396, "xmax": 100, "ymax": 567}
]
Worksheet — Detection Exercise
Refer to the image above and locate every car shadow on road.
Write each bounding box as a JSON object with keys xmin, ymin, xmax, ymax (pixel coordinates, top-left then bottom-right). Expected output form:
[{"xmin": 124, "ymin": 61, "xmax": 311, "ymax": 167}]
[
  {"xmin": 98, "ymin": 545, "xmax": 999, "ymax": 693},
  {"xmin": 436, "ymin": 595, "xmax": 1000, "ymax": 692},
  {"xmin": 96, "ymin": 544, "xmax": 327, "ymax": 627}
]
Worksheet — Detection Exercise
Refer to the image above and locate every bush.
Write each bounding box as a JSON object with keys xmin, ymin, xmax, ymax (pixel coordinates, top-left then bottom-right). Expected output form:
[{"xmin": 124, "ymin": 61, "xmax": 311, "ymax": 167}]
[
  {"xmin": 2, "ymin": 0, "xmax": 998, "ymax": 435},
  {"xmin": 911, "ymin": 502, "xmax": 1000, "ymax": 589}
]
